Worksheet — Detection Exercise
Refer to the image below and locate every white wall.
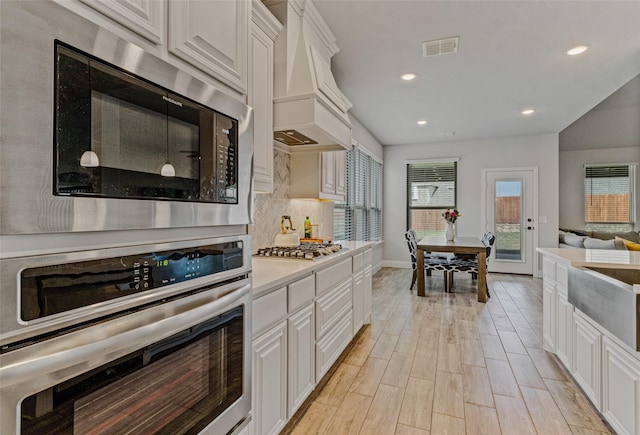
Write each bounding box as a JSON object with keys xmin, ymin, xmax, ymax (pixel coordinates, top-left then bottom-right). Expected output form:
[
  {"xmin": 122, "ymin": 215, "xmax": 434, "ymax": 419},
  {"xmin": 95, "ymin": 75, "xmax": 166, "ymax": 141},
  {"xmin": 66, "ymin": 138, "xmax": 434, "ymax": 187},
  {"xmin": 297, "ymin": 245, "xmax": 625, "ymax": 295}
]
[
  {"xmin": 382, "ymin": 134, "xmax": 559, "ymax": 269},
  {"xmin": 559, "ymin": 147, "xmax": 640, "ymax": 231}
]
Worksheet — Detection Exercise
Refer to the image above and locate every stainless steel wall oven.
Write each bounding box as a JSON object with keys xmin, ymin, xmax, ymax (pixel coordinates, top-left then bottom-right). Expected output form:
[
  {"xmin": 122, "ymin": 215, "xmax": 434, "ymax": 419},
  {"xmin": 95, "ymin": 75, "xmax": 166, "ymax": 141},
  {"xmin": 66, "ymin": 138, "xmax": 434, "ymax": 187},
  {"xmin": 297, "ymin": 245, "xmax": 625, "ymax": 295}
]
[{"xmin": 0, "ymin": 236, "xmax": 252, "ymax": 435}]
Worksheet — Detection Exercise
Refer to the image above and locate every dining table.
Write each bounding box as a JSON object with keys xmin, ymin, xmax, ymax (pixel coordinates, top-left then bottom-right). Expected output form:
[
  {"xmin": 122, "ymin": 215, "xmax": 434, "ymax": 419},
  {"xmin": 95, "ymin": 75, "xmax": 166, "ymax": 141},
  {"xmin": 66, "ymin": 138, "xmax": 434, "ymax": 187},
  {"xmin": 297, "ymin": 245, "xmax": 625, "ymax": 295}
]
[{"xmin": 416, "ymin": 236, "xmax": 488, "ymax": 302}]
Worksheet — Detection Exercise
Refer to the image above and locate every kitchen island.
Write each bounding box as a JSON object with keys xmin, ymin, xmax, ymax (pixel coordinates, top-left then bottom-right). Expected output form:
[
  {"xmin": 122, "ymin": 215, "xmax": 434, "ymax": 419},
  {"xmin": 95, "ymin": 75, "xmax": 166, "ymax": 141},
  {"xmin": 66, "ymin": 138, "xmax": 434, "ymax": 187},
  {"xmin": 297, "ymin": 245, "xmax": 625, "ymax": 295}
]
[
  {"xmin": 537, "ymin": 247, "xmax": 640, "ymax": 435},
  {"xmin": 250, "ymin": 241, "xmax": 375, "ymax": 435}
]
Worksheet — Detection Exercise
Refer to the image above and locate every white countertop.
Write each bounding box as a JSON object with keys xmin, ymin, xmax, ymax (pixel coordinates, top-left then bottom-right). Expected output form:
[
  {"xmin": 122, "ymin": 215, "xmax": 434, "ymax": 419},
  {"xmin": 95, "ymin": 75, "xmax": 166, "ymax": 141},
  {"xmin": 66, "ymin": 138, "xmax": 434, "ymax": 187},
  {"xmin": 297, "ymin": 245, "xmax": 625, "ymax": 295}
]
[
  {"xmin": 537, "ymin": 247, "xmax": 640, "ymax": 270},
  {"xmin": 251, "ymin": 241, "xmax": 376, "ymax": 298}
]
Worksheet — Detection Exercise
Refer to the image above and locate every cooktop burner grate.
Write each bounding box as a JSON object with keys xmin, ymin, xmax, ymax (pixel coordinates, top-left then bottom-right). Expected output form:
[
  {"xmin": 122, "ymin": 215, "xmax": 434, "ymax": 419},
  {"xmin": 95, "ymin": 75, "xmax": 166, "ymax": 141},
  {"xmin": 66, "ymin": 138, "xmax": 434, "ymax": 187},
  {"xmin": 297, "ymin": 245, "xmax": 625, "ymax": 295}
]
[{"xmin": 254, "ymin": 243, "xmax": 342, "ymax": 260}]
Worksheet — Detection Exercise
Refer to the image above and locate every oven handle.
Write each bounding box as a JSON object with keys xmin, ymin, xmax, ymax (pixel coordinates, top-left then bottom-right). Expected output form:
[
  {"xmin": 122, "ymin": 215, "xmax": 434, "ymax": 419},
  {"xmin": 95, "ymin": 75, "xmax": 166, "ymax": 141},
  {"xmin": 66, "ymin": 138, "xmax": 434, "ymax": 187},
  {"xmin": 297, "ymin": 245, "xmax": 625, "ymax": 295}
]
[{"xmin": 0, "ymin": 278, "xmax": 252, "ymax": 393}]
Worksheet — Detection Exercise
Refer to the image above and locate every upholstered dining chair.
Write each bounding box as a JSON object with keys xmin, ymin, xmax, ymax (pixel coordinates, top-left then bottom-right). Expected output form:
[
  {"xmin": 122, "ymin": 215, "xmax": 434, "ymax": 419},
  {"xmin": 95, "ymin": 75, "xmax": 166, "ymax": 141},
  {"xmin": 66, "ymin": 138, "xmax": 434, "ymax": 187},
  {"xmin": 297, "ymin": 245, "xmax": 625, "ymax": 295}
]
[
  {"xmin": 446, "ymin": 231, "xmax": 496, "ymax": 296},
  {"xmin": 405, "ymin": 229, "xmax": 452, "ymax": 292}
]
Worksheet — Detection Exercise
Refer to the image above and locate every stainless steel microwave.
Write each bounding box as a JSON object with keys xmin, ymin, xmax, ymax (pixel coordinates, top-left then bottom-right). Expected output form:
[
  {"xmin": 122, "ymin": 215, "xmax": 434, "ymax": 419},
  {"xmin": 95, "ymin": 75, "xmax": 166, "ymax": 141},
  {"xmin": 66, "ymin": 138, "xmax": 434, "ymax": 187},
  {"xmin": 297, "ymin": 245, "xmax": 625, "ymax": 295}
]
[
  {"xmin": 55, "ymin": 42, "xmax": 239, "ymax": 205},
  {"xmin": 0, "ymin": 4, "xmax": 253, "ymax": 235}
]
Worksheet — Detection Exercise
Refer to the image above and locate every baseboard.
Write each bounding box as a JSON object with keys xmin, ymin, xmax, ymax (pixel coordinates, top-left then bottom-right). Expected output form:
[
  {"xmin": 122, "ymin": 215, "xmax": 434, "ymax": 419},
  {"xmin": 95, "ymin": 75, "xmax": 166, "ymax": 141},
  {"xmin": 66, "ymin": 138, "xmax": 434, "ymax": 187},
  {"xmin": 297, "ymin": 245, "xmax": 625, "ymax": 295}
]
[{"xmin": 382, "ymin": 260, "xmax": 411, "ymax": 269}]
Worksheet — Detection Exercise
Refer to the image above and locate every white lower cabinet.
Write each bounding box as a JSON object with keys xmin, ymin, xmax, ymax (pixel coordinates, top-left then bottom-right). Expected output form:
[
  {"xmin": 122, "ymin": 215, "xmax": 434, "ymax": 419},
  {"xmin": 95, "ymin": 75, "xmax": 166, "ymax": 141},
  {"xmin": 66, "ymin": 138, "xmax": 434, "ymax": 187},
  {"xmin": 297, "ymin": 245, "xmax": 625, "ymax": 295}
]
[
  {"xmin": 315, "ymin": 311, "xmax": 353, "ymax": 381},
  {"xmin": 602, "ymin": 336, "xmax": 640, "ymax": 435},
  {"xmin": 572, "ymin": 310, "xmax": 602, "ymax": 409},
  {"xmin": 542, "ymin": 280, "xmax": 555, "ymax": 351},
  {"xmin": 252, "ymin": 321, "xmax": 287, "ymax": 435},
  {"xmin": 555, "ymin": 285, "xmax": 573, "ymax": 370},
  {"xmin": 287, "ymin": 304, "xmax": 314, "ymax": 418}
]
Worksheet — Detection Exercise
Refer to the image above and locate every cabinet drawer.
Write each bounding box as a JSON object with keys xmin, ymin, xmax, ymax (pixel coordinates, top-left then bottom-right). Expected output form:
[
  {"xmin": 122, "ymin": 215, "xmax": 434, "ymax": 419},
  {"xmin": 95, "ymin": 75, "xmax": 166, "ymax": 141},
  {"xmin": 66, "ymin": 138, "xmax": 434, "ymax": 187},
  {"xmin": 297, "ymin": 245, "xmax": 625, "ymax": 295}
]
[
  {"xmin": 316, "ymin": 258, "xmax": 351, "ymax": 295},
  {"xmin": 315, "ymin": 280, "xmax": 352, "ymax": 338},
  {"xmin": 315, "ymin": 311, "xmax": 352, "ymax": 382},
  {"xmin": 352, "ymin": 252, "xmax": 364, "ymax": 272},
  {"xmin": 288, "ymin": 275, "xmax": 315, "ymax": 313},
  {"xmin": 253, "ymin": 287, "xmax": 287, "ymax": 335},
  {"xmin": 543, "ymin": 257, "xmax": 556, "ymax": 280}
]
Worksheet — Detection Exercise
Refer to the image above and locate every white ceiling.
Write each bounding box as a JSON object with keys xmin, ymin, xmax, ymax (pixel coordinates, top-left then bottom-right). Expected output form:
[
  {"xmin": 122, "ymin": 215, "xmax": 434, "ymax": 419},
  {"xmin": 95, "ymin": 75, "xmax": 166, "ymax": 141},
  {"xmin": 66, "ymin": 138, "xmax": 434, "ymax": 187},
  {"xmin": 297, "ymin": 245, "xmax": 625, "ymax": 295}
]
[{"xmin": 312, "ymin": 0, "xmax": 640, "ymax": 147}]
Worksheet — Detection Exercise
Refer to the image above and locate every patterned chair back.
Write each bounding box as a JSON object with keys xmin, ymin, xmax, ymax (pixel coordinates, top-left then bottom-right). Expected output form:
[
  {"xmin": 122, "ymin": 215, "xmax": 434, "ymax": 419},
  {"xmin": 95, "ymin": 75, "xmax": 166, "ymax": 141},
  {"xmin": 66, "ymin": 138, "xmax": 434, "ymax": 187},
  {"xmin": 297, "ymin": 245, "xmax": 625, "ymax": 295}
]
[
  {"xmin": 482, "ymin": 231, "xmax": 497, "ymax": 260},
  {"xmin": 405, "ymin": 230, "xmax": 418, "ymax": 271}
]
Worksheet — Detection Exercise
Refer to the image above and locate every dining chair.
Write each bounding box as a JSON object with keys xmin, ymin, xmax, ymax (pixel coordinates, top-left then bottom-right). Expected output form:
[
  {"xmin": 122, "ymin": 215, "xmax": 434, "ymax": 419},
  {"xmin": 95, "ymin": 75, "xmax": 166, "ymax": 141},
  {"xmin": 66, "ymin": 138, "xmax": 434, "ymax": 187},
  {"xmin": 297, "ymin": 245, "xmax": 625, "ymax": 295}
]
[
  {"xmin": 446, "ymin": 231, "xmax": 496, "ymax": 296},
  {"xmin": 404, "ymin": 229, "xmax": 452, "ymax": 292}
]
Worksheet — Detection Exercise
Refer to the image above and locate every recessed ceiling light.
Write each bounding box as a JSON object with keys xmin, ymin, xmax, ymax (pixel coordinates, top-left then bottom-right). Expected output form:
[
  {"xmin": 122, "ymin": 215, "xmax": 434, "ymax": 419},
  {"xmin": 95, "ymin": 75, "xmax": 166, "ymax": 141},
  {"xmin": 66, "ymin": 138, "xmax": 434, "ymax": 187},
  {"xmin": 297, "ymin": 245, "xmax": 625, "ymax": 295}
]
[
  {"xmin": 521, "ymin": 108, "xmax": 535, "ymax": 115},
  {"xmin": 417, "ymin": 120, "xmax": 427, "ymax": 125},
  {"xmin": 566, "ymin": 45, "xmax": 590, "ymax": 56},
  {"xmin": 401, "ymin": 73, "xmax": 417, "ymax": 81}
]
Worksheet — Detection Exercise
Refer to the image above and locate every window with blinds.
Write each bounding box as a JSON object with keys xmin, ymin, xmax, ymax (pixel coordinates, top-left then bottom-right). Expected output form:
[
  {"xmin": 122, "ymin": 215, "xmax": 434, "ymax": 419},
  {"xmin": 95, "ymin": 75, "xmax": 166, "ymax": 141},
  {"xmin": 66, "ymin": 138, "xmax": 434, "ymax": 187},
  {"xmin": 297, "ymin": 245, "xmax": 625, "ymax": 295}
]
[
  {"xmin": 406, "ymin": 160, "xmax": 457, "ymax": 238},
  {"xmin": 585, "ymin": 164, "xmax": 635, "ymax": 231},
  {"xmin": 334, "ymin": 147, "xmax": 383, "ymax": 241}
]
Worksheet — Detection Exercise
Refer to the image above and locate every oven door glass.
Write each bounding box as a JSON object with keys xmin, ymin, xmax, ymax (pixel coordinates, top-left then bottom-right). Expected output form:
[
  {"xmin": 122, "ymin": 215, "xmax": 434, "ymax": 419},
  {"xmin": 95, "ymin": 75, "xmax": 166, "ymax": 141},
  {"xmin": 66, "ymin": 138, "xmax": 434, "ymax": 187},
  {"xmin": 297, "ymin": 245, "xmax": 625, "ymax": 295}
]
[
  {"xmin": 54, "ymin": 42, "xmax": 238, "ymax": 204},
  {"xmin": 20, "ymin": 305, "xmax": 244, "ymax": 434}
]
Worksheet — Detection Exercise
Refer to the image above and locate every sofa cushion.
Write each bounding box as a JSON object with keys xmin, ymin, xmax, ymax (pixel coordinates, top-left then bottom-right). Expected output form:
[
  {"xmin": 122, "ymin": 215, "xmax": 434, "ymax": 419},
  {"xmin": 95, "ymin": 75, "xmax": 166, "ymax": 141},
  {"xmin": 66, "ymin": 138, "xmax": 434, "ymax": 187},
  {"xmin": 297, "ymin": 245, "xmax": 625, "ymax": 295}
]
[
  {"xmin": 564, "ymin": 233, "xmax": 586, "ymax": 248},
  {"xmin": 592, "ymin": 230, "xmax": 640, "ymax": 243},
  {"xmin": 583, "ymin": 237, "xmax": 626, "ymax": 250},
  {"xmin": 615, "ymin": 236, "xmax": 640, "ymax": 251}
]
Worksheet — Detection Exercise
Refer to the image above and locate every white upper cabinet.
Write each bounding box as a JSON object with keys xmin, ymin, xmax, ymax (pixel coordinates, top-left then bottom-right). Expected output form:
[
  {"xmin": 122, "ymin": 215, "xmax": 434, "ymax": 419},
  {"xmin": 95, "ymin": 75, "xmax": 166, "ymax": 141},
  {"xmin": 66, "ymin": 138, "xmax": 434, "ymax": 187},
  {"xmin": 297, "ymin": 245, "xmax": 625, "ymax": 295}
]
[
  {"xmin": 79, "ymin": 0, "xmax": 164, "ymax": 44},
  {"xmin": 290, "ymin": 150, "xmax": 346, "ymax": 200},
  {"xmin": 168, "ymin": 0, "xmax": 249, "ymax": 94},
  {"xmin": 250, "ymin": 0, "xmax": 282, "ymax": 193}
]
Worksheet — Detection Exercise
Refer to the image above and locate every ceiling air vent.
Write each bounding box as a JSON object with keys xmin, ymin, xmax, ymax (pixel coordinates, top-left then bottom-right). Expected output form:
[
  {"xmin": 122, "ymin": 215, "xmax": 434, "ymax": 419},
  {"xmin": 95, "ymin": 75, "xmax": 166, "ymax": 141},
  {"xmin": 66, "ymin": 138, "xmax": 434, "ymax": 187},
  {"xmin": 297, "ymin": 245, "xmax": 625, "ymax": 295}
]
[{"xmin": 422, "ymin": 36, "xmax": 459, "ymax": 57}]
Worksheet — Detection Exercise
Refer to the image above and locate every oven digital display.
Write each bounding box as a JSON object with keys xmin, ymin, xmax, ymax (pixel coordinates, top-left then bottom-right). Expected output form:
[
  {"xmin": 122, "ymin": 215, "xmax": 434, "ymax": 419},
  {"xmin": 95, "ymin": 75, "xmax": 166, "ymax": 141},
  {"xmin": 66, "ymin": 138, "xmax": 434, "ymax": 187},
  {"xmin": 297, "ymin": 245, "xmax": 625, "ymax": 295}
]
[{"xmin": 20, "ymin": 242, "xmax": 244, "ymax": 321}]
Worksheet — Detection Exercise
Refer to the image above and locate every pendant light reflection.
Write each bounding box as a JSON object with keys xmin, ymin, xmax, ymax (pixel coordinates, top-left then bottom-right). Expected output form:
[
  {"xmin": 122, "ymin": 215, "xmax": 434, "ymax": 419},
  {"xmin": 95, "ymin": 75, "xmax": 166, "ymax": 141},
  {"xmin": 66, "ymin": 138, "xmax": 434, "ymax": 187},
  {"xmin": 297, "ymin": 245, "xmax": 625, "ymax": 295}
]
[
  {"xmin": 162, "ymin": 103, "xmax": 175, "ymax": 177},
  {"xmin": 161, "ymin": 162, "xmax": 176, "ymax": 177},
  {"xmin": 80, "ymin": 150, "xmax": 100, "ymax": 167}
]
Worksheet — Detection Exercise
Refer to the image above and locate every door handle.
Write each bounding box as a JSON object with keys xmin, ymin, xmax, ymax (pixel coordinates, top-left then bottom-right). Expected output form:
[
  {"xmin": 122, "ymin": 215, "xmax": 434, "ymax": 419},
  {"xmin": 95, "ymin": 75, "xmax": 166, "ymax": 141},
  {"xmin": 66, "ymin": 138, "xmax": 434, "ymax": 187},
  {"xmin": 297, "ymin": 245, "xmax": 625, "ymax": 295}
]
[{"xmin": 527, "ymin": 226, "xmax": 534, "ymax": 230}]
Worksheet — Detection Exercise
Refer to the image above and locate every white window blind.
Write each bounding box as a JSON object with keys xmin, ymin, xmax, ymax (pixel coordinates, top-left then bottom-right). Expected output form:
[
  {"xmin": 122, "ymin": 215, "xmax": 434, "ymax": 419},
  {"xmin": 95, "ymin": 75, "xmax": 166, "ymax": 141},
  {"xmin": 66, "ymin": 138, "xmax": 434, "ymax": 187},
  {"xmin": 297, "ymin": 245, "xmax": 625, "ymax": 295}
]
[
  {"xmin": 406, "ymin": 161, "xmax": 457, "ymax": 238},
  {"xmin": 585, "ymin": 164, "xmax": 635, "ymax": 230},
  {"xmin": 334, "ymin": 147, "xmax": 383, "ymax": 241}
]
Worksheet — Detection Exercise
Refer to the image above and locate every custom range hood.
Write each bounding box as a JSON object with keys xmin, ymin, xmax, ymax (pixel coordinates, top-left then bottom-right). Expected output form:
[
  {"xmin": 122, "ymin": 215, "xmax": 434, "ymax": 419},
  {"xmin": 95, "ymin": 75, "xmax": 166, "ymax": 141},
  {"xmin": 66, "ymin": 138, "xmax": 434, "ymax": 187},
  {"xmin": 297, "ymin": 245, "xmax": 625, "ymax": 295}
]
[{"xmin": 265, "ymin": 0, "xmax": 352, "ymax": 152}]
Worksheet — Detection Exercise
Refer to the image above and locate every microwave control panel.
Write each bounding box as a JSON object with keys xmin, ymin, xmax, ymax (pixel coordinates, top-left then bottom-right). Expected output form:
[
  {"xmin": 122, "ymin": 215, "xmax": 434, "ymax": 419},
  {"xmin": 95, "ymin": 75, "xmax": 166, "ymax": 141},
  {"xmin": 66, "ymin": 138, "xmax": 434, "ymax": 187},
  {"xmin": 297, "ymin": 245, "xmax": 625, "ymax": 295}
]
[{"xmin": 214, "ymin": 113, "xmax": 238, "ymax": 204}]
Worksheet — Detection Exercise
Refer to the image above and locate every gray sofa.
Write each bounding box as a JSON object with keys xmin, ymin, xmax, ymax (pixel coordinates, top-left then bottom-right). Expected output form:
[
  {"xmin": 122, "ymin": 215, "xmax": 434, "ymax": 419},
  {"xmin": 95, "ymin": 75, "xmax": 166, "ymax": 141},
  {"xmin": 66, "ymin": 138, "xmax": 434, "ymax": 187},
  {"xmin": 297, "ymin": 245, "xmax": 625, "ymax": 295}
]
[{"xmin": 559, "ymin": 228, "xmax": 639, "ymax": 250}]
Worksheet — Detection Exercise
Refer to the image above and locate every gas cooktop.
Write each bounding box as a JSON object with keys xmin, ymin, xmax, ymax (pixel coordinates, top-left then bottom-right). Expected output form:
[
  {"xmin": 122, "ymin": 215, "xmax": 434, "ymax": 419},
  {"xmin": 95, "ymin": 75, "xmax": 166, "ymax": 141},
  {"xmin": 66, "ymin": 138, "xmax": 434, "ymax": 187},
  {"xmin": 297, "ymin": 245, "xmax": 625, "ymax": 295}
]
[{"xmin": 254, "ymin": 243, "xmax": 342, "ymax": 260}]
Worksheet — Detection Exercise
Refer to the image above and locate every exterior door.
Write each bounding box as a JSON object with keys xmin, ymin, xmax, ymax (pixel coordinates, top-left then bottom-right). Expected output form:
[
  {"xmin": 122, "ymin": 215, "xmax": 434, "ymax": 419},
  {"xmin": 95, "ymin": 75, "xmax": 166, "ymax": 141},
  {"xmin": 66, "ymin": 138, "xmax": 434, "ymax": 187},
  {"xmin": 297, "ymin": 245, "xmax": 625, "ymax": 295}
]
[{"xmin": 484, "ymin": 168, "xmax": 536, "ymax": 274}]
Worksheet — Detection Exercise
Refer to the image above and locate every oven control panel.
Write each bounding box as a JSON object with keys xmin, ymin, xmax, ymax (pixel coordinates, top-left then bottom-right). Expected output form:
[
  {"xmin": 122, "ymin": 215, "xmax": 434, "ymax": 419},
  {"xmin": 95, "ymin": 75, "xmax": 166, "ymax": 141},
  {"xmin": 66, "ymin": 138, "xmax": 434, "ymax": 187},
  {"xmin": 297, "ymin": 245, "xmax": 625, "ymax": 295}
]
[{"xmin": 20, "ymin": 242, "xmax": 244, "ymax": 322}]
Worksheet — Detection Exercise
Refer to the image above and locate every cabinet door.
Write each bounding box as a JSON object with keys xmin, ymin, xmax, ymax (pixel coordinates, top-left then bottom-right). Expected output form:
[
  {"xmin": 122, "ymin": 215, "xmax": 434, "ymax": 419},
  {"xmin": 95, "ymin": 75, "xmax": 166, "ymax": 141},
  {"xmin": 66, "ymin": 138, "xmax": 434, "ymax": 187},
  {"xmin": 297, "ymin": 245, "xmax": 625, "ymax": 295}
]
[
  {"xmin": 168, "ymin": 0, "xmax": 248, "ymax": 93},
  {"xmin": 321, "ymin": 151, "xmax": 336, "ymax": 195},
  {"xmin": 573, "ymin": 311, "xmax": 602, "ymax": 409},
  {"xmin": 334, "ymin": 150, "xmax": 346, "ymax": 197},
  {"xmin": 253, "ymin": 321, "xmax": 287, "ymax": 435},
  {"xmin": 363, "ymin": 265, "xmax": 372, "ymax": 324},
  {"xmin": 602, "ymin": 337, "xmax": 640, "ymax": 435},
  {"xmin": 542, "ymin": 279, "xmax": 556, "ymax": 352},
  {"xmin": 352, "ymin": 269, "xmax": 364, "ymax": 335},
  {"xmin": 288, "ymin": 305, "xmax": 315, "ymax": 418},
  {"xmin": 79, "ymin": 0, "xmax": 164, "ymax": 43},
  {"xmin": 555, "ymin": 286, "xmax": 573, "ymax": 370},
  {"xmin": 249, "ymin": 20, "xmax": 274, "ymax": 193}
]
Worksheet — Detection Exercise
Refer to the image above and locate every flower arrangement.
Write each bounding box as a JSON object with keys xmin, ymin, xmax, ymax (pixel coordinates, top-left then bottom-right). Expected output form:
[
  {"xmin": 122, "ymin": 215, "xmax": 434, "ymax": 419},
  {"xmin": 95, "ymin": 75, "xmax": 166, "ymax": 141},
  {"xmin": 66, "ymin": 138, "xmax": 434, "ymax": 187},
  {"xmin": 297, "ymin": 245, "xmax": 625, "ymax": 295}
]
[{"xmin": 442, "ymin": 209, "xmax": 461, "ymax": 224}]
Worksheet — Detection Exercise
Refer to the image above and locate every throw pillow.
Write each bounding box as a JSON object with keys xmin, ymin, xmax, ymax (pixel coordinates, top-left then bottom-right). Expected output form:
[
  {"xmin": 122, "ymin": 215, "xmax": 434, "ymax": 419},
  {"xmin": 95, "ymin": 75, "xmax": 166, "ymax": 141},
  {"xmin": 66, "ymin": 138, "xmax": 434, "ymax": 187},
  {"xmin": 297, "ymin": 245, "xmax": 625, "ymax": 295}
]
[
  {"xmin": 564, "ymin": 233, "xmax": 586, "ymax": 248},
  {"xmin": 558, "ymin": 230, "xmax": 567, "ymax": 244},
  {"xmin": 583, "ymin": 238, "xmax": 625, "ymax": 250},
  {"xmin": 615, "ymin": 236, "xmax": 640, "ymax": 251}
]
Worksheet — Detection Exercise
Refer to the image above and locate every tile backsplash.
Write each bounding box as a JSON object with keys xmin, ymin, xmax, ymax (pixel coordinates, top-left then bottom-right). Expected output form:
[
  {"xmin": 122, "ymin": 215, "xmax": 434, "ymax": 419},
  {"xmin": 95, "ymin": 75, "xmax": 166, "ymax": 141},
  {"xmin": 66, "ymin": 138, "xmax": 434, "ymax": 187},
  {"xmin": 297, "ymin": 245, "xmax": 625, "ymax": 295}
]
[{"xmin": 249, "ymin": 148, "xmax": 334, "ymax": 251}]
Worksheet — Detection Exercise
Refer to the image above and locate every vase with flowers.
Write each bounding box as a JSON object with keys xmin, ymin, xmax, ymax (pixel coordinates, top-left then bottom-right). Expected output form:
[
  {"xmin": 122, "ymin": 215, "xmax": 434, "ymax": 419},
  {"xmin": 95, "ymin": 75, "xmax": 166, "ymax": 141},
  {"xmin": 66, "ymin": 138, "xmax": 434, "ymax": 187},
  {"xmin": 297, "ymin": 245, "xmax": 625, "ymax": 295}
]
[{"xmin": 442, "ymin": 209, "xmax": 461, "ymax": 241}]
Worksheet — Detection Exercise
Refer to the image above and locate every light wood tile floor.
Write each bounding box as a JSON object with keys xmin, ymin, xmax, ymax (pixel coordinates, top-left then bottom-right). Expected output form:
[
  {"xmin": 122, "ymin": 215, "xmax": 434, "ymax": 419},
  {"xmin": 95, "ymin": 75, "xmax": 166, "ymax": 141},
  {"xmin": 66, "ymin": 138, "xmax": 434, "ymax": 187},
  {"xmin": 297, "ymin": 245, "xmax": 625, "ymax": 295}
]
[{"xmin": 286, "ymin": 268, "xmax": 614, "ymax": 435}]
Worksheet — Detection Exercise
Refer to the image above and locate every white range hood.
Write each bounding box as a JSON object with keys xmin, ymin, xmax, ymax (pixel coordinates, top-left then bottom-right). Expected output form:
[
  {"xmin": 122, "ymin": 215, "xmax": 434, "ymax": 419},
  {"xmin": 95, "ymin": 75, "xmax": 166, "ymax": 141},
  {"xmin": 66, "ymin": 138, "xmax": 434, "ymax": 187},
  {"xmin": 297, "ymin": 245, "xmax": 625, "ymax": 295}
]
[{"xmin": 265, "ymin": 0, "xmax": 352, "ymax": 152}]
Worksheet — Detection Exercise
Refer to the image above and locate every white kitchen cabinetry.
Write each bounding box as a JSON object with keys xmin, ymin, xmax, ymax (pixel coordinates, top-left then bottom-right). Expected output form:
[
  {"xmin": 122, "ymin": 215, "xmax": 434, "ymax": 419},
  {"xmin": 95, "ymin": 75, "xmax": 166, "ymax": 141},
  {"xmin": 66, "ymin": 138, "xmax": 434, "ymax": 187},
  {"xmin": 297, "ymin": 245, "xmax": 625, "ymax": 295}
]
[
  {"xmin": 314, "ymin": 258, "xmax": 352, "ymax": 380},
  {"xmin": 250, "ymin": 1, "xmax": 281, "ymax": 193},
  {"xmin": 555, "ymin": 263, "xmax": 573, "ymax": 370},
  {"xmin": 573, "ymin": 310, "xmax": 602, "ymax": 409},
  {"xmin": 79, "ymin": 0, "xmax": 164, "ymax": 44},
  {"xmin": 290, "ymin": 151, "xmax": 346, "ymax": 200},
  {"xmin": 602, "ymin": 336, "xmax": 640, "ymax": 435},
  {"xmin": 287, "ymin": 275, "xmax": 315, "ymax": 418},
  {"xmin": 542, "ymin": 257, "xmax": 556, "ymax": 351},
  {"xmin": 352, "ymin": 248, "xmax": 373, "ymax": 335},
  {"xmin": 168, "ymin": 0, "xmax": 249, "ymax": 94},
  {"xmin": 252, "ymin": 320, "xmax": 287, "ymax": 435}
]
